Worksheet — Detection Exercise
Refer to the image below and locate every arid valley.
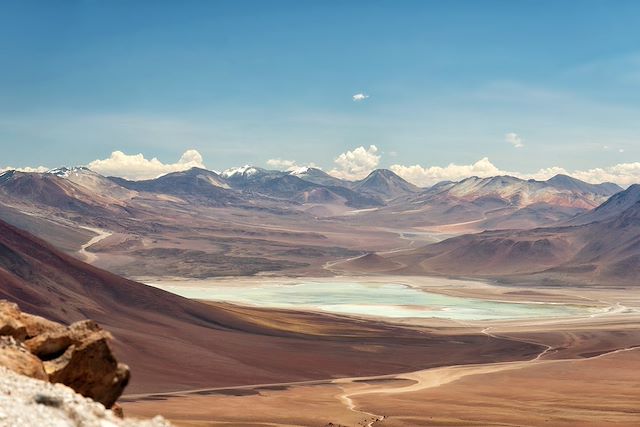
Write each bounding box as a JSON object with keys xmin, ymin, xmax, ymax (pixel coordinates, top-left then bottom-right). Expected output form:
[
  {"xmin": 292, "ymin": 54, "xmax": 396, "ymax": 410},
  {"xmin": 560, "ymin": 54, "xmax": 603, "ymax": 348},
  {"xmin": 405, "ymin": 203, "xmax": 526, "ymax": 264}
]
[
  {"xmin": 1, "ymin": 164, "xmax": 639, "ymax": 426},
  {"xmin": 2, "ymin": 3, "xmax": 640, "ymax": 426}
]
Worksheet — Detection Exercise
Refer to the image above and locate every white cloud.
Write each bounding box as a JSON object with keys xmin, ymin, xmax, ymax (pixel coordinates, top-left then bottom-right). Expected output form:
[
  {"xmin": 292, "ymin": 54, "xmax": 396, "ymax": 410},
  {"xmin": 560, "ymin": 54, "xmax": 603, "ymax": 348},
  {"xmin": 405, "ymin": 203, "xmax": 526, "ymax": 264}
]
[
  {"xmin": 5, "ymin": 145, "xmax": 640, "ymax": 189},
  {"xmin": 87, "ymin": 149, "xmax": 206, "ymax": 180},
  {"xmin": 265, "ymin": 158, "xmax": 320, "ymax": 172},
  {"xmin": 602, "ymin": 145, "xmax": 628, "ymax": 154},
  {"xmin": 0, "ymin": 165, "xmax": 48, "ymax": 174},
  {"xmin": 329, "ymin": 145, "xmax": 380, "ymax": 180},
  {"xmin": 266, "ymin": 158, "xmax": 297, "ymax": 170},
  {"xmin": 352, "ymin": 93, "xmax": 370, "ymax": 102},
  {"xmin": 390, "ymin": 157, "xmax": 640, "ymax": 188},
  {"xmin": 505, "ymin": 132, "xmax": 524, "ymax": 148},
  {"xmin": 390, "ymin": 157, "xmax": 505, "ymax": 187},
  {"xmin": 561, "ymin": 162, "xmax": 640, "ymax": 187},
  {"xmin": 520, "ymin": 166, "xmax": 568, "ymax": 181}
]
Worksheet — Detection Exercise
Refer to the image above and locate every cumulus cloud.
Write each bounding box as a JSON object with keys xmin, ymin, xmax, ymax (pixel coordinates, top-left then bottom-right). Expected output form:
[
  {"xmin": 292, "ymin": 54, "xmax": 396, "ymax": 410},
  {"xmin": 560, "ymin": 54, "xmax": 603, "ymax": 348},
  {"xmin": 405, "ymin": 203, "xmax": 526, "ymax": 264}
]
[
  {"xmin": 390, "ymin": 157, "xmax": 505, "ymax": 186},
  {"xmin": 329, "ymin": 145, "xmax": 380, "ymax": 180},
  {"xmin": 0, "ymin": 165, "xmax": 48, "ymax": 174},
  {"xmin": 520, "ymin": 166, "xmax": 568, "ymax": 181},
  {"xmin": 561, "ymin": 162, "xmax": 640, "ymax": 187},
  {"xmin": 87, "ymin": 149, "xmax": 206, "ymax": 180},
  {"xmin": 505, "ymin": 163, "xmax": 640, "ymax": 187},
  {"xmin": 5, "ymin": 145, "xmax": 640, "ymax": 189},
  {"xmin": 389, "ymin": 157, "xmax": 640, "ymax": 188},
  {"xmin": 505, "ymin": 132, "xmax": 524, "ymax": 148},
  {"xmin": 352, "ymin": 93, "xmax": 370, "ymax": 102},
  {"xmin": 266, "ymin": 158, "xmax": 297, "ymax": 170},
  {"xmin": 266, "ymin": 158, "xmax": 320, "ymax": 172}
]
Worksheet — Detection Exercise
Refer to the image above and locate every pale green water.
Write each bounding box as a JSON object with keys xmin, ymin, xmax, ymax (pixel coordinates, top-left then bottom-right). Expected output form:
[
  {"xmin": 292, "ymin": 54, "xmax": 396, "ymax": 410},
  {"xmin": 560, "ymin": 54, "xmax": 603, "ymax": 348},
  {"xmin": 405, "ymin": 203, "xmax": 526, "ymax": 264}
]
[{"xmin": 149, "ymin": 281, "xmax": 592, "ymax": 321}]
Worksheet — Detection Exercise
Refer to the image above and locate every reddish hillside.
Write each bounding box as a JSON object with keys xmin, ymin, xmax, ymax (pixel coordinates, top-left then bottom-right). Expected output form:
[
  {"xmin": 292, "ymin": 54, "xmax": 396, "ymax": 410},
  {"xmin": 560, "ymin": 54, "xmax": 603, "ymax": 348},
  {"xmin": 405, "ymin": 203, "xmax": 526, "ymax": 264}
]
[
  {"xmin": 0, "ymin": 219, "xmax": 540, "ymax": 393},
  {"xmin": 384, "ymin": 192, "xmax": 640, "ymax": 285}
]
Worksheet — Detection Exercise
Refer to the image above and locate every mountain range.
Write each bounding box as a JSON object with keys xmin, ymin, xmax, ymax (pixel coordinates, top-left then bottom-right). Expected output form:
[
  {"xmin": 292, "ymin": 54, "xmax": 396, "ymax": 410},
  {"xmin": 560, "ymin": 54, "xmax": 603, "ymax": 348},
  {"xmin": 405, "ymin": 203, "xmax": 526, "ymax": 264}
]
[
  {"xmin": 345, "ymin": 184, "xmax": 640, "ymax": 286},
  {"xmin": 356, "ymin": 173, "xmax": 623, "ymax": 230},
  {"xmin": 0, "ymin": 164, "xmax": 636, "ymax": 284},
  {"xmin": 0, "ymin": 164, "xmax": 620, "ymax": 214}
]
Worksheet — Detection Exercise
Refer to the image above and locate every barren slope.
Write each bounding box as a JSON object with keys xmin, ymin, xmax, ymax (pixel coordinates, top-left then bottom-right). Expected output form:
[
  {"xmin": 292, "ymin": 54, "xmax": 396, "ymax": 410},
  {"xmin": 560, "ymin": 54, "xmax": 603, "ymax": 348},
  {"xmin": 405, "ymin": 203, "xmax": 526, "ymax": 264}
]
[
  {"xmin": 381, "ymin": 191, "xmax": 640, "ymax": 285},
  {"xmin": 0, "ymin": 219, "xmax": 541, "ymax": 393}
]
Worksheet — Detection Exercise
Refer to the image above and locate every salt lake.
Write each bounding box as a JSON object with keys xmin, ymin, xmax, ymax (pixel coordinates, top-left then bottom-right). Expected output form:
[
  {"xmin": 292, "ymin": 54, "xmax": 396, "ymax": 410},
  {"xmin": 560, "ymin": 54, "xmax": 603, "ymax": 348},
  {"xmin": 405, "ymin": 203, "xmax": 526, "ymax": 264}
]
[{"xmin": 147, "ymin": 280, "xmax": 592, "ymax": 321}]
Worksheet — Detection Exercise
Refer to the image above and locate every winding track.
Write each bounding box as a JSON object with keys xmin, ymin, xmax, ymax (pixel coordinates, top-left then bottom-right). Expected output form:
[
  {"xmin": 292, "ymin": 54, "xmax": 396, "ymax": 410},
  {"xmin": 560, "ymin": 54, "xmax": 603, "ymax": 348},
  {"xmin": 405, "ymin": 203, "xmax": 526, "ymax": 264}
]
[
  {"xmin": 124, "ymin": 343, "xmax": 638, "ymax": 425},
  {"xmin": 78, "ymin": 226, "xmax": 112, "ymax": 263},
  {"xmin": 335, "ymin": 341, "xmax": 640, "ymax": 426},
  {"xmin": 123, "ymin": 324, "xmax": 637, "ymax": 426}
]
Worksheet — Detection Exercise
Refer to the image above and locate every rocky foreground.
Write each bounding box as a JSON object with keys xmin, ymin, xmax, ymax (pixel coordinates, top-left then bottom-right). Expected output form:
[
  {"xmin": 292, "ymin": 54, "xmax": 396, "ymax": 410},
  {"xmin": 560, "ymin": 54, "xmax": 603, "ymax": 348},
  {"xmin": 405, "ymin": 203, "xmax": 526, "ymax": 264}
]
[
  {"xmin": 0, "ymin": 367, "xmax": 171, "ymax": 427},
  {"xmin": 0, "ymin": 300, "xmax": 171, "ymax": 426}
]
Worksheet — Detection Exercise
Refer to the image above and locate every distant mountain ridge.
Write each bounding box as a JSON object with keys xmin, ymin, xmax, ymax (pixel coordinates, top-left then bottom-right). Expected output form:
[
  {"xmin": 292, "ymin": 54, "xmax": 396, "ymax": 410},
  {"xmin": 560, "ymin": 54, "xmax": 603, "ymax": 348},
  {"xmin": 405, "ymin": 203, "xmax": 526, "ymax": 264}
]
[
  {"xmin": 109, "ymin": 166, "xmax": 382, "ymax": 210},
  {"xmin": 109, "ymin": 167, "xmax": 236, "ymax": 206},
  {"xmin": 423, "ymin": 174, "xmax": 622, "ymax": 209},
  {"xmin": 345, "ymin": 173, "xmax": 626, "ymax": 231},
  {"xmin": 546, "ymin": 174, "xmax": 621, "ymax": 197},
  {"xmin": 1, "ymin": 163, "xmax": 639, "ymax": 285},
  {"xmin": 288, "ymin": 167, "xmax": 351, "ymax": 188},
  {"xmin": 568, "ymin": 184, "xmax": 640, "ymax": 225},
  {"xmin": 0, "ymin": 165, "xmax": 633, "ymax": 232},
  {"xmin": 379, "ymin": 184, "xmax": 640, "ymax": 285},
  {"xmin": 0, "ymin": 169, "xmax": 129, "ymax": 213},
  {"xmin": 353, "ymin": 169, "xmax": 421, "ymax": 200}
]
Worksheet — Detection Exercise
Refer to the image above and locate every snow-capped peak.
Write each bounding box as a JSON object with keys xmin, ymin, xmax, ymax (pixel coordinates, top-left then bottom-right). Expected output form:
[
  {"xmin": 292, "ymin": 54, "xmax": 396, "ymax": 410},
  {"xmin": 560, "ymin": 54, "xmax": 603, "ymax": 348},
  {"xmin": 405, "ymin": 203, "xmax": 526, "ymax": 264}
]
[
  {"xmin": 46, "ymin": 166, "xmax": 92, "ymax": 178},
  {"xmin": 289, "ymin": 166, "xmax": 310, "ymax": 175},
  {"xmin": 220, "ymin": 165, "xmax": 261, "ymax": 178}
]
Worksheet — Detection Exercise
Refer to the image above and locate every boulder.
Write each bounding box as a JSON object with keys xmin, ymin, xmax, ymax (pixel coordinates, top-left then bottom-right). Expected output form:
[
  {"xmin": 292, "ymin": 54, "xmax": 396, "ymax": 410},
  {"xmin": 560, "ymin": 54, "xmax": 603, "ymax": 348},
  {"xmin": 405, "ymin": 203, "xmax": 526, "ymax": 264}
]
[
  {"xmin": 21, "ymin": 311, "xmax": 65, "ymax": 337},
  {"xmin": 0, "ymin": 300, "xmax": 130, "ymax": 408},
  {"xmin": 0, "ymin": 336, "xmax": 48, "ymax": 380},
  {"xmin": 0, "ymin": 301, "xmax": 28, "ymax": 341},
  {"xmin": 24, "ymin": 330, "xmax": 72, "ymax": 360},
  {"xmin": 0, "ymin": 300, "xmax": 64, "ymax": 340},
  {"xmin": 45, "ymin": 335, "xmax": 130, "ymax": 408}
]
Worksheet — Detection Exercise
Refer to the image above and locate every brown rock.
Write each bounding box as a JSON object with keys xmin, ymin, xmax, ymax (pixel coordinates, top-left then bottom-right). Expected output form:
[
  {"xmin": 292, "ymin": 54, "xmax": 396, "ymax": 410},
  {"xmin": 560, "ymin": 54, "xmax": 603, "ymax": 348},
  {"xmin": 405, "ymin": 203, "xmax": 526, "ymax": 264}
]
[
  {"xmin": 24, "ymin": 319, "xmax": 104, "ymax": 360},
  {"xmin": 44, "ymin": 334, "xmax": 130, "ymax": 408},
  {"xmin": 69, "ymin": 319, "xmax": 108, "ymax": 340},
  {"xmin": 0, "ymin": 300, "xmax": 63, "ymax": 341},
  {"xmin": 24, "ymin": 331, "xmax": 72, "ymax": 360},
  {"xmin": 0, "ymin": 301, "xmax": 28, "ymax": 341},
  {"xmin": 1, "ymin": 300, "xmax": 131, "ymax": 408},
  {"xmin": 0, "ymin": 336, "xmax": 48, "ymax": 380},
  {"xmin": 20, "ymin": 312, "xmax": 65, "ymax": 338}
]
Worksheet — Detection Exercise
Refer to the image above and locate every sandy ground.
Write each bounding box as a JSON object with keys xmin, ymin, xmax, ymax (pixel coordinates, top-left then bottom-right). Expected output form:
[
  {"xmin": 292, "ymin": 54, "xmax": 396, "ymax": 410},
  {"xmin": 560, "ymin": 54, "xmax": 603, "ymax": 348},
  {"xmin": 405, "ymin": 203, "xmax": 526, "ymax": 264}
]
[
  {"xmin": 124, "ymin": 347, "xmax": 640, "ymax": 427},
  {"xmin": 122, "ymin": 276, "xmax": 640, "ymax": 427},
  {"xmin": 77, "ymin": 225, "xmax": 113, "ymax": 263},
  {"xmin": 352, "ymin": 347, "xmax": 640, "ymax": 426}
]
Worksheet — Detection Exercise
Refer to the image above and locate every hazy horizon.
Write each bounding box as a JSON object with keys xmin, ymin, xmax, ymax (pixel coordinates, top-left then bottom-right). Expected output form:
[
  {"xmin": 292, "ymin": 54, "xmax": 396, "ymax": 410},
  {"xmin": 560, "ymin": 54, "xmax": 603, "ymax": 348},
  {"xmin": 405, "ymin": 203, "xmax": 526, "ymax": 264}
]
[
  {"xmin": 2, "ymin": 1, "xmax": 639, "ymax": 186},
  {"xmin": 1, "ymin": 146, "xmax": 636, "ymax": 188}
]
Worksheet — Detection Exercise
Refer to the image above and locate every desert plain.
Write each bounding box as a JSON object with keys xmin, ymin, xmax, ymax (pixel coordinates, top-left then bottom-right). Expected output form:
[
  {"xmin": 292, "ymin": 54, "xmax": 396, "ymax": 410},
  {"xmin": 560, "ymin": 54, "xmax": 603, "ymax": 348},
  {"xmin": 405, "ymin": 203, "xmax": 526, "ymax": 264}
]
[{"xmin": 122, "ymin": 272, "xmax": 640, "ymax": 427}]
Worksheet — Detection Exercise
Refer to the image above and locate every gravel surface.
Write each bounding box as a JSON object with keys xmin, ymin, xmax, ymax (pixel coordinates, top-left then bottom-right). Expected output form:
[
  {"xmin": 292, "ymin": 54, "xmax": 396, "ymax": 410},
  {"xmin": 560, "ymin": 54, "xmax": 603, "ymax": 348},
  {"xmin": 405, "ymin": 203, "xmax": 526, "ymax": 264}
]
[{"xmin": 0, "ymin": 367, "xmax": 172, "ymax": 427}]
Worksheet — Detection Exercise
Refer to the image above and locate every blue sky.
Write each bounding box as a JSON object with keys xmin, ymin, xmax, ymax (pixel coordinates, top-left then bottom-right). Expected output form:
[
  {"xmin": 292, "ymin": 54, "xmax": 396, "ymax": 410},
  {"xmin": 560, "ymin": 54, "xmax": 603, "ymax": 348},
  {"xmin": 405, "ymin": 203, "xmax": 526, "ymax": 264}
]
[{"xmin": 1, "ymin": 1, "xmax": 639, "ymax": 184}]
